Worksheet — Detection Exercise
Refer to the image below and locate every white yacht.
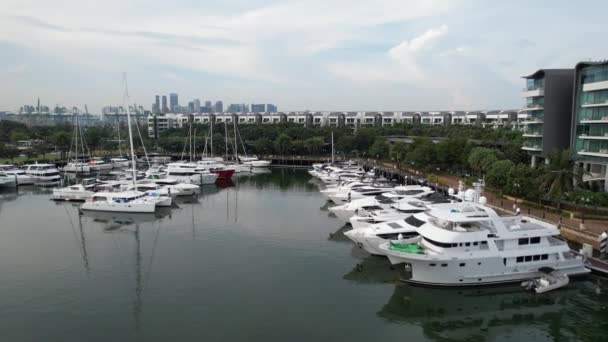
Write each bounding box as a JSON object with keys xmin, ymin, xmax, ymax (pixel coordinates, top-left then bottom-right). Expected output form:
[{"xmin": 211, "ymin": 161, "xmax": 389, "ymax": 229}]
[
  {"xmin": 328, "ymin": 185, "xmax": 396, "ymax": 204},
  {"xmin": 378, "ymin": 202, "xmax": 589, "ymax": 287},
  {"xmin": 345, "ymin": 214, "xmax": 427, "ymax": 255},
  {"xmin": 62, "ymin": 162, "xmax": 91, "ymax": 173},
  {"xmin": 52, "ymin": 179, "xmax": 97, "ymax": 201},
  {"xmin": 24, "ymin": 163, "xmax": 61, "ymax": 185},
  {"xmin": 166, "ymin": 162, "xmax": 218, "ymax": 185},
  {"xmin": 150, "ymin": 177, "xmax": 200, "ymax": 196},
  {"xmin": 110, "ymin": 157, "xmax": 130, "ymax": 168},
  {"xmin": 329, "ymin": 186, "xmax": 435, "ymax": 222},
  {"xmin": 0, "ymin": 173, "xmax": 17, "ymax": 188},
  {"xmin": 81, "ymin": 191, "xmax": 159, "ymax": 213},
  {"xmin": 87, "ymin": 158, "xmax": 113, "ymax": 171},
  {"xmin": 239, "ymin": 156, "xmax": 271, "ymax": 168},
  {"xmin": 348, "ymin": 202, "xmax": 429, "ymax": 229},
  {"xmin": 0, "ymin": 165, "xmax": 35, "ymax": 185}
]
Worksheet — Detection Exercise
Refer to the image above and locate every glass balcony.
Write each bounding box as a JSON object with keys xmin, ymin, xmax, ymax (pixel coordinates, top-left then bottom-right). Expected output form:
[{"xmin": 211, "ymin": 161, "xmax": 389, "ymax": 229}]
[
  {"xmin": 578, "ymin": 107, "xmax": 608, "ymax": 122},
  {"xmin": 576, "ymin": 140, "xmax": 608, "ymax": 157}
]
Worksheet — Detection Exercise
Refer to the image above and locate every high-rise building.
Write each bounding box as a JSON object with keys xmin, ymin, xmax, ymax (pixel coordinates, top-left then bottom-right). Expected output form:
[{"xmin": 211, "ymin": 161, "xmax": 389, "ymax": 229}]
[
  {"xmin": 251, "ymin": 104, "xmax": 266, "ymax": 112},
  {"xmin": 193, "ymin": 99, "xmax": 201, "ymax": 113},
  {"xmin": 169, "ymin": 93, "xmax": 178, "ymax": 112},
  {"xmin": 267, "ymin": 104, "xmax": 277, "ymax": 113},
  {"xmin": 214, "ymin": 101, "xmax": 223, "ymax": 113},
  {"xmin": 521, "ymin": 69, "xmax": 574, "ymax": 167},
  {"xmin": 154, "ymin": 95, "xmax": 160, "ymax": 113},
  {"xmin": 161, "ymin": 96, "xmax": 169, "ymax": 113},
  {"xmin": 571, "ymin": 61, "xmax": 608, "ymax": 191}
]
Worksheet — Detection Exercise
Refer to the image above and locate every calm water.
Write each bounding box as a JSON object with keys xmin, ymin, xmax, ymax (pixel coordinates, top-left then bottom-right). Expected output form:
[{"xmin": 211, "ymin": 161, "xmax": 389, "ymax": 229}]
[{"xmin": 1, "ymin": 168, "xmax": 608, "ymax": 342}]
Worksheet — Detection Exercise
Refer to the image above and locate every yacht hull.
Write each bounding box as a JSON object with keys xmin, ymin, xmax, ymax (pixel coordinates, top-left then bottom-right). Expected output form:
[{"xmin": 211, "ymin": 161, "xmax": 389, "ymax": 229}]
[{"xmin": 80, "ymin": 201, "xmax": 156, "ymax": 213}]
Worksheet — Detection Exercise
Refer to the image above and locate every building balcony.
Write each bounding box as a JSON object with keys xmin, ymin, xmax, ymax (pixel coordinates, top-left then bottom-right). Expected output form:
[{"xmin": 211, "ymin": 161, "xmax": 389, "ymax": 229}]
[
  {"xmin": 521, "ymin": 88, "xmax": 544, "ymax": 98},
  {"xmin": 524, "ymin": 104, "xmax": 544, "ymax": 111},
  {"xmin": 581, "ymin": 101, "xmax": 608, "ymax": 108},
  {"xmin": 578, "ymin": 150, "xmax": 608, "ymax": 158},
  {"xmin": 521, "ymin": 119, "xmax": 544, "ymax": 125},
  {"xmin": 580, "ymin": 117, "xmax": 608, "ymax": 124},
  {"xmin": 579, "ymin": 133, "xmax": 608, "ymax": 140},
  {"xmin": 522, "ymin": 145, "xmax": 542, "ymax": 152},
  {"xmin": 522, "ymin": 133, "xmax": 543, "ymax": 138},
  {"xmin": 583, "ymin": 80, "xmax": 608, "ymax": 92}
]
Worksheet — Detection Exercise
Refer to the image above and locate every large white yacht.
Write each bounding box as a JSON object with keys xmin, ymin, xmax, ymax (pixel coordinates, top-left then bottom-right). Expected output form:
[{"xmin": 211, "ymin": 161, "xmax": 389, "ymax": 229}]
[
  {"xmin": 0, "ymin": 165, "xmax": 35, "ymax": 185},
  {"xmin": 378, "ymin": 202, "xmax": 589, "ymax": 286},
  {"xmin": 53, "ymin": 178, "xmax": 97, "ymax": 201},
  {"xmin": 239, "ymin": 156, "xmax": 271, "ymax": 168},
  {"xmin": 24, "ymin": 163, "xmax": 61, "ymax": 184},
  {"xmin": 80, "ymin": 191, "xmax": 159, "ymax": 213}
]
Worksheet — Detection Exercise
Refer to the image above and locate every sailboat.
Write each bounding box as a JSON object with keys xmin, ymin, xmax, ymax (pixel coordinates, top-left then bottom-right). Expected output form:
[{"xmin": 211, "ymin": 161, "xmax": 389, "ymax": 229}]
[
  {"xmin": 62, "ymin": 116, "xmax": 91, "ymax": 173},
  {"xmin": 81, "ymin": 75, "xmax": 169, "ymax": 213}
]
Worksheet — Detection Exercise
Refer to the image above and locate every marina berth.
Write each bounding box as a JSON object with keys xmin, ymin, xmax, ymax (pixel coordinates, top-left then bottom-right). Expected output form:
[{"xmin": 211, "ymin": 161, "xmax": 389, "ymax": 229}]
[{"xmin": 378, "ymin": 202, "xmax": 589, "ymax": 287}]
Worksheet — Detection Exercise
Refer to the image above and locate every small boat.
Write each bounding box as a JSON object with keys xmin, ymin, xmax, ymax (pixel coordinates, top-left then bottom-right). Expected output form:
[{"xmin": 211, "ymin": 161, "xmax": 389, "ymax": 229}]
[
  {"xmin": 239, "ymin": 156, "xmax": 271, "ymax": 168},
  {"xmin": 88, "ymin": 158, "xmax": 114, "ymax": 171},
  {"xmin": 0, "ymin": 173, "xmax": 17, "ymax": 188},
  {"xmin": 110, "ymin": 157, "xmax": 131, "ymax": 168},
  {"xmin": 24, "ymin": 163, "xmax": 61, "ymax": 185},
  {"xmin": 62, "ymin": 161, "xmax": 91, "ymax": 173},
  {"xmin": 521, "ymin": 267, "xmax": 570, "ymax": 293},
  {"xmin": 0, "ymin": 165, "xmax": 35, "ymax": 185},
  {"xmin": 52, "ymin": 178, "xmax": 97, "ymax": 201}
]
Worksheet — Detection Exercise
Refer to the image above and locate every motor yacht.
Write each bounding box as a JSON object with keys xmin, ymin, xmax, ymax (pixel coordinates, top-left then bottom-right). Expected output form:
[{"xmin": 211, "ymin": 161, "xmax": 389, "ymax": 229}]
[
  {"xmin": 378, "ymin": 202, "xmax": 589, "ymax": 287},
  {"xmin": 345, "ymin": 214, "xmax": 427, "ymax": 255},
  {"xmin": 328, "ymin": 186, "xmax": 435, "ymax": 222},
  {"xmin": 87, "ymin": 158, "xmax": 113, "ymax": 171},
  {"xmin": 239, "ymin": 156, "xmax": 271, "ymax": 168},
  {"xmin": 24, "ymin": 163, "xmax": 61, "ymax": 185},
  {"xmin": 0, "ymin": 165, "xmax": 35, "ymax": 185},
  {"xmin": 62, "ymin": 161, "xmax": 91, "ymax": 173},
  {"xmin": 328, "ymin": 184, "xmax": 397, "ymax": 204},
  {"xmin": 52, "ymin": 178, "xmax": 97, "ymax": 201},
  {"xmin": 165, "ymin": 162, "xmax": 219, "ymax": 185}
]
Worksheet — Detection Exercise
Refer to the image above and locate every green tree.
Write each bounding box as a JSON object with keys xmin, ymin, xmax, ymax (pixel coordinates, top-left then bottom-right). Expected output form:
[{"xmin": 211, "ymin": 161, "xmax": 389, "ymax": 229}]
[
  {"xmin": 390, "ymin": 141, "xmax": 409, "ymax": 167},
  {"xmin": 305, "ymin": 136, "xmax": 324, "ymax": 155},
  {"xmin": 353, "ymin": 128, "xmax": 377, "ymax": 153},
  {"xmin": 0, "ymin": 143, "xmax": 20, "ymax": 162},
  {"xmin": 253, "ymin": 137, "xmax": 273, "ymax": 155},
  {"xmin": 9, "ymin": 130, "xmax": 29, "ymax": 143},
  {"xmin": 537, "ymin": 150, "xmax": 586, "ymax": 210},
  {"xmin": 369, "ymin": 137, "xmax": 390, "ymax": 159},
  {"xmin": 468, "ymin": 147, "xmax": 501, "ymax": 176},
  {"xmin": 486, "ymin": 160, "xmax": 514, "ymax": 190},
  {"xmin": 275, "ymin": 134, "xmax": 292, "ymax": 157},
  {"xmin": 50, "ymin": 131, "xmax": 72, "ymax": 159},
  {"xmin": 407, "ymin": 137, "xmax": 436, "ymax": 168}
]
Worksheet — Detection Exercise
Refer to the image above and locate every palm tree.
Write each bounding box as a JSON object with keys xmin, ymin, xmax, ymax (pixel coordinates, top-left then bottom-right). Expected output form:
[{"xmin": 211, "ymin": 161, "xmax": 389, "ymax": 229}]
[{"xmin": 537, "ymin": 149, "xmax": 586, "ymax": 210}]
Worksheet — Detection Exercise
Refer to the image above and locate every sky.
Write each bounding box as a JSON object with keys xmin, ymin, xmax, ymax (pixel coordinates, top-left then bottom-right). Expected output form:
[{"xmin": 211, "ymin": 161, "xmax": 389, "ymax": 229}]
[{"xmin": 1, "ymin": 0, "xmax": 607, "ymax": 113}]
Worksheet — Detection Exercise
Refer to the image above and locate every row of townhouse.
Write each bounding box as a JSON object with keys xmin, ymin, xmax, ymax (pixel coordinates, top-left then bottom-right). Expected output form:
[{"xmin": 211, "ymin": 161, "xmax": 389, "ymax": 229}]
[{"xmin": 147, "ymin": 110, "xmax": 526, "ymax": 138}]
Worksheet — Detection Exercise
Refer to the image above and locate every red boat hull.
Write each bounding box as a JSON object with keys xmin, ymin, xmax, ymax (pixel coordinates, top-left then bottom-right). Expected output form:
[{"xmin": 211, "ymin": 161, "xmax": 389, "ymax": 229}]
[{"xmin": 211, "ymin": 169, "xmax": 235, "ymax": 181}]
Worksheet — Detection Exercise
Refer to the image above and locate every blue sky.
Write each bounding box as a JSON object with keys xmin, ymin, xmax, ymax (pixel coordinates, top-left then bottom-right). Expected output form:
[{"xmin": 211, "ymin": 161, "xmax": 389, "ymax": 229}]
[{"xmin": 1, "ymin": 0, "xmax": 607, "ymax": 113}]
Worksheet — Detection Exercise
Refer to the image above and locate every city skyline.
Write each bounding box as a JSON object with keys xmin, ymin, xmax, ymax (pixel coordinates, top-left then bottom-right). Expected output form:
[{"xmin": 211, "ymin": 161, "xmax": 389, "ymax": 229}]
[{"xmin": 2, "ymin": 0, "xmax": 608, "ymax": 113}]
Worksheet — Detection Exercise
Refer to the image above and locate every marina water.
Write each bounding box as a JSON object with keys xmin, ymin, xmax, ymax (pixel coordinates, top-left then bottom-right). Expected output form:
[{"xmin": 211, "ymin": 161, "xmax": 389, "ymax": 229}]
[{"xmin": 1, "ymin": 168, "xmax": 608, "ymax": 341}]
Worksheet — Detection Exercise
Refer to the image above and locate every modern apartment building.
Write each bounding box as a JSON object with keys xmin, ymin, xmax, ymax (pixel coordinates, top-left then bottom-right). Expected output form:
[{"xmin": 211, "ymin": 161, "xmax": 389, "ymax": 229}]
[
  {"xmin": 571, "ymin": 61, "xmax": 608, "ymax": 190},
  {"xmin": 521, "ymin": 69, "xmax": 574, "ymax": 167}
]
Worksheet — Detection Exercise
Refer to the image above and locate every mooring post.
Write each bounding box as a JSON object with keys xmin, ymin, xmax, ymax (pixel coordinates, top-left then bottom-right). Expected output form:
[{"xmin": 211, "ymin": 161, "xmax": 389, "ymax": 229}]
[{"xmin": 600, "ymin": 231, "xmax": 608, "ymax": 259}]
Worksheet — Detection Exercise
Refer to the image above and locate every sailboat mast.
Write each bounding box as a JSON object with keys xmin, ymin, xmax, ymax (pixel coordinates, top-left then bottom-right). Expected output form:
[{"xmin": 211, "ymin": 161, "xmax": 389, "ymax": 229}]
[
  {"xmin": 224, "ymin": 122, "xmax": 228, "ymax": 160},
  {"xmin": 331, "ymin": 131, "xmax": 335, "ymax": 164},
  {"xmin": 123, "ymin": 74, "xmax": 138, "ymax": 190},
  {"xmin": 233, "ymin": 118, "xmax": 238, "ymax": 162},
  {"xmin": 210, "ymin": 121, "xmax": 213, "ymax": 157}
]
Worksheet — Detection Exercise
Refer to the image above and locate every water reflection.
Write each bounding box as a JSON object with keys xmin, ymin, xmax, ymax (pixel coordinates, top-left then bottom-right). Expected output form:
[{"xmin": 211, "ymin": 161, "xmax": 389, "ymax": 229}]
[
  {"xmin": 328, "ymin": 224, "xmax": 353, "ymax": 243},
  {"xmin": 81, "ymin": 208, "xmax": 172, "ymax": 230},
  {"xmin": 379, "ymin": 284, "xmax": 576, "ymax": 341},
  {"xmin": 343, "ymin": 255, "xmax": 402, "ymax": 284}
]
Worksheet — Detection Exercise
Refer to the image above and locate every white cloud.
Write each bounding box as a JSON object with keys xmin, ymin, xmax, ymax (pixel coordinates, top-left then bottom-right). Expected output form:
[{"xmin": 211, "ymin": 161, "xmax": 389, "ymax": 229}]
[{"xmin": 327, "ymin": 25, "xmax": 449, "ymax": 83}]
